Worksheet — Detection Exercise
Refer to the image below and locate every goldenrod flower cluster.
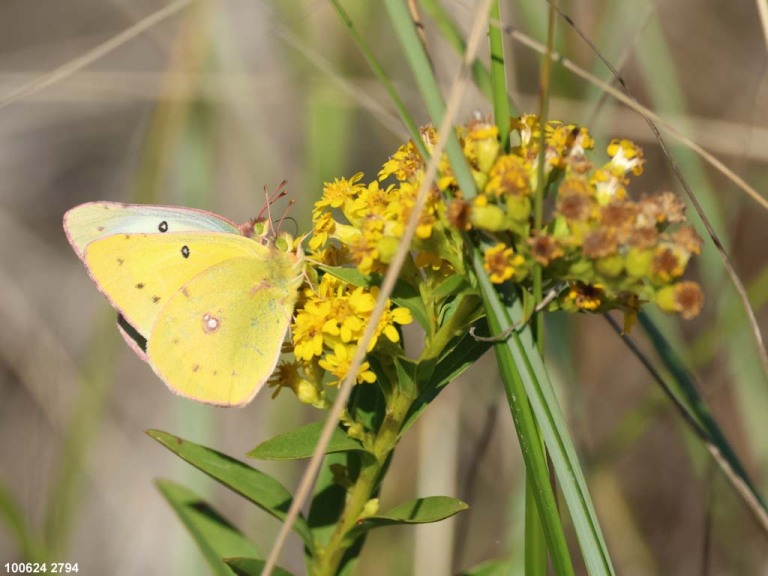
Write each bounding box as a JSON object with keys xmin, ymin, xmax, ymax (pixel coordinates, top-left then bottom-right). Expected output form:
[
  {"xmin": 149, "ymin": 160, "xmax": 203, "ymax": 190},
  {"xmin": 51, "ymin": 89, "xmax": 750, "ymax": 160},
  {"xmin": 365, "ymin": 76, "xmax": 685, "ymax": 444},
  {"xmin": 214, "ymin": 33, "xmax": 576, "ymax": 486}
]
[
  {"xmin": 448, "ymin": 115, "xmax": 704, "ymax": 326},
  {"xmin": 442, "ymin": 115, "xmax": 702, "ymax": 327},
  {"xmin": 274, "ymin": 115, "xmax": 704, "ymax": 404}
]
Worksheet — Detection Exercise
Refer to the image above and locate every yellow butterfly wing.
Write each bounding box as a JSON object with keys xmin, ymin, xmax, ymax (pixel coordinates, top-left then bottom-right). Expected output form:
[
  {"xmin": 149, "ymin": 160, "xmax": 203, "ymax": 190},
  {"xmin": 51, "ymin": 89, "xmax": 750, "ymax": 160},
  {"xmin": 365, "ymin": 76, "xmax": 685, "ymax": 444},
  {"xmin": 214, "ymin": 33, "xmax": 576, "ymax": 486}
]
[
  {"xmin": 83, "ymin": 232, "xmax": 280, "ymax": 337},
  {"xmin": 147, "ymin": 255, "xmax": 302, "ymax": 406},
  {"xmin": 84, "ymin": 231, "xmax": 302, "ymax": 406},
  {"xmin": 64, "ymin": 202, "xmax": 240, "ymax": 257}
]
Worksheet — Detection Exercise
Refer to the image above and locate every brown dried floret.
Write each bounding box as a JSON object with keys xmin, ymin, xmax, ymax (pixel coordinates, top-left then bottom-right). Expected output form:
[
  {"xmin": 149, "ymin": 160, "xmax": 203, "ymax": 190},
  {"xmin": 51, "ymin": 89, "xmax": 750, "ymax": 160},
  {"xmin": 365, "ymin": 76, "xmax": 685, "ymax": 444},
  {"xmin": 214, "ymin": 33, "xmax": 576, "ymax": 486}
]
[
  {"xmin": 582, "ymin": 229, "xmax": 618, "ymax": 258},
  {"xmin": 528, "ymin": 233, "xmax": 564, "ymax": 266}
]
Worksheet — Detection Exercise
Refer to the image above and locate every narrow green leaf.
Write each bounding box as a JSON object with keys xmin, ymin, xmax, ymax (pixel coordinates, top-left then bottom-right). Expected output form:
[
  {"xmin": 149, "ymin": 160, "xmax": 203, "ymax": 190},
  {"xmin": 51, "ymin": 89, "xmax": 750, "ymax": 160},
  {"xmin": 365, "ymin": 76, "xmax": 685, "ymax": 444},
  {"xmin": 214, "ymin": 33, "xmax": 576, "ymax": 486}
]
[
  {"xmin": 383, "ymin": 0, "xmax": 475, "ymax": 197},
  {"xmin": 637, "ymin": 312, "xmax": 768, "ymax": 512},
  {"xmin": 247, "ymin": 421, "xmax": 368, "ymax": 461},
  {"xmin": 419, "ymin": 0, "xmax": 504, "ymax": 107},
  {"xmin": 148, "ymin": 429, "xmax": 314, "ymax": 550},
  {"xmin": 317, "ymin": 264, "xmax": 370, "ymax": 287},
  {"xmin": 224, "ymin": 557, "xmax": 295, "ymax": 576},
  {"xmin": 156, "ymin": 480, "xmax": 261, "ymax": 576},
  {"xmin": 488, "ymin": 0, "xmax": 511, "ymax": 151},
  {"xmin": 432, "ymin": 274, "xmax": 473, "ymax": 299},
  {"xmin": 346, "ymin": 496, "xmax": 467, "ymax": 541},
  {"xmin": 473, "ymin": 247, "xmax": 614, "ymax": 575}
]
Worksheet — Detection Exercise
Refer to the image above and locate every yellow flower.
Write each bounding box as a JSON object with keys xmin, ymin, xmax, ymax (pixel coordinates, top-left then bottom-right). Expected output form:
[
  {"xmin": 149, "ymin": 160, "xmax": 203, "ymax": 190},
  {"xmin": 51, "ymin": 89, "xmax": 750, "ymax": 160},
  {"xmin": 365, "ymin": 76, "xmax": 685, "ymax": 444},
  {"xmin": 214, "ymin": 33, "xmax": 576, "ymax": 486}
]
[
  {"xmin": 292, "ymin": 301, "xmax": 330, "ymax": 361},
  {"xmin": 319, "ymin": 343, "xmax": 377, "ymax": 385},
  {"xmin": 606, "ymin": 139, "xmax": 644, "ymax": 176},
  {"xmin": 656, "ymin": 281, "xmax": 704, "ymax": 319},
  {"xmin": 309, "ymin": 210, "xmax": 336, "ymax": 251},
  {"xmin": 485, "ymin": 155, "xmax": 531, "ymax": 198},
  {"xmin": 268, "ymin": 361, "xmax": 328, "ymax": 408},
  {"xmin": 323, "ymin": 287, "xmax": 376, "ymax": 343},
  {"xmin": 379, "ymin": 140, "xmax": 424, "ymax": 182},
  {"xmin": 376, "ymin": 306, "xmax": 413, "ymax": 345},
  {"xmin": 314, "ymin": 172, "xmax": 366, "ymax": 214},
  {"xmin": 483, "ymin": 243, "xmax": 526, "ymax": 284},
  {"xmin": 566, "ymin": 282, "xmax": 604, "ymax": 311}
]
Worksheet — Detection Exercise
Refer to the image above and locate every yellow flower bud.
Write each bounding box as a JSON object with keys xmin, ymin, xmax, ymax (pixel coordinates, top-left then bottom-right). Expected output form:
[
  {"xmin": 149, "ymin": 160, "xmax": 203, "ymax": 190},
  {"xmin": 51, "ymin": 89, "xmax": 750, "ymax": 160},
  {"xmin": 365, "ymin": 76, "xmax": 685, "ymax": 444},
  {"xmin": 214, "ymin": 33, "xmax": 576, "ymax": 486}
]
[
  {"xmin": 470, "ymin": 204, "xmax": 508, "ymax": 231},
  {"xmin": 626, "ymin": 248, "xmax": 652, "ymax": 278},
  {"xmin": 596, "ymin": 254, "xmax": 624, "ymax": 278}
]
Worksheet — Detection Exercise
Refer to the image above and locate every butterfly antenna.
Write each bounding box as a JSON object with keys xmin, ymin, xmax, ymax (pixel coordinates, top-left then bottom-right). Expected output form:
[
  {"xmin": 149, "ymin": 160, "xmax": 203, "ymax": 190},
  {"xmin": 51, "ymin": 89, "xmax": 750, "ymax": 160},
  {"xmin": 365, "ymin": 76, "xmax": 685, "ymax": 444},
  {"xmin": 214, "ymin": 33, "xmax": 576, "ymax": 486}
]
[
  {"xmin": 275, "ymin": 198, "xmax": 296, "ymax": 234},
  {"xmin": 256, "ymin": 180, "xmax": 289, "ymax": 224}
]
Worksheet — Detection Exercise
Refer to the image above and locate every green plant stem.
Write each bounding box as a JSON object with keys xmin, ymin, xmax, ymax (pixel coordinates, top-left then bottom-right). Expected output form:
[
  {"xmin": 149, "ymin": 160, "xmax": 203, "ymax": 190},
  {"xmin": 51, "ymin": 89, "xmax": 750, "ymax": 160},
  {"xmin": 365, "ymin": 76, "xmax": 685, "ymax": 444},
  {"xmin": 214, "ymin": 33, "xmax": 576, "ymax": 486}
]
[{"xmin": 312, "ymin": 387, "xmax": 416, "ymax": 576}]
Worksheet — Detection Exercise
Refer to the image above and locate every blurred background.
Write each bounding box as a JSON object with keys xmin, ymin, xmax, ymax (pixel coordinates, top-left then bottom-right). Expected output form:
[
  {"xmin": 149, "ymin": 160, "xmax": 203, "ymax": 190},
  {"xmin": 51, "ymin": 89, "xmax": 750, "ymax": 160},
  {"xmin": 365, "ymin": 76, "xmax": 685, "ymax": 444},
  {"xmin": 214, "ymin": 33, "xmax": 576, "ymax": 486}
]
[{"xmin": 0, "ymin": 1, "xmax": 767, "ymax": 574}]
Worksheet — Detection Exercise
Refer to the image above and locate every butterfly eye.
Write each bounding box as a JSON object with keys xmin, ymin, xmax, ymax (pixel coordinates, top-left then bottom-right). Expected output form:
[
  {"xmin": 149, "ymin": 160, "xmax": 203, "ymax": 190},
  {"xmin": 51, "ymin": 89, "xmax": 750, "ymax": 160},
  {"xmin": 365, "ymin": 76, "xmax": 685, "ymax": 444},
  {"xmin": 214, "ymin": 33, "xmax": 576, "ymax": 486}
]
[
  {"xmin": 158, "ymin": 221, "xmax": 169, "ymax": 233},
  {"xmin": 181, "ymin": 245, "xmax": 190, "ymax": 258}
]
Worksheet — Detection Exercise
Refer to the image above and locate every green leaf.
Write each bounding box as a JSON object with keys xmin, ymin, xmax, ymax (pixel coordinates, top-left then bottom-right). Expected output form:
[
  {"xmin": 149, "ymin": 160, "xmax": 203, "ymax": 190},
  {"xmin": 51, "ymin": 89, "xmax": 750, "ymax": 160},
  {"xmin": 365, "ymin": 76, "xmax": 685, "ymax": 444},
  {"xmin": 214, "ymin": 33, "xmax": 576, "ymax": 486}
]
[
  {"xmin": 247, "ymin": 421, "xmax": 368, "ymax": 461},
  {"xmin": 346, "ymin": 496, "xmax": 467, "ymax": 541},
  {"xmin": 317, "ymin": 264, "xmax": 371, "ymax": 287},
  {"xmin": 402, "ymin": 324, "xmax": 492, "ymax": 433},
  {"xmin": 156, "ymin": 480, "xmax": 261, "ymax": 576},
  {"xmin": 391, "ymin": 277, "xmax": 431, "ymax": 331},
  {"xmin": 459, "ymin": 559, "xmax": 515, "ymax": 576},
  {"xmin": 224, "ymin": 557, "xmax": 295, "ymax": 576},
  {"xmin": 433, "ymin": 274, "xmax": 473, "ymax": 299},
  {"xmin": 147, "ymin": 430, "xmax": 314, "ymax": 550}
]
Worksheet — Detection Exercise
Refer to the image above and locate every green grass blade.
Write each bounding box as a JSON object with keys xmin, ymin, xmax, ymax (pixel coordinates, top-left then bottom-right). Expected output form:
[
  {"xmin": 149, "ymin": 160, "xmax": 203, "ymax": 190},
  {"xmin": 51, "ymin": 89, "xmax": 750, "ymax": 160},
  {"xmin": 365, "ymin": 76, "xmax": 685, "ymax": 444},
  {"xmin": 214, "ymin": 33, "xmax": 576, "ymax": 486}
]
[
  {"xmin": 329, "ymin": 0, "xmax": 423, "ymax": 153},
  {"xmin": 472, "ymin": 245, "xmax": 615, "ymax": 575},
  {"xmin": 634, "ymin": 313, "xmax": 768, "ymax": 519},
  {"xmin": 0, "ymin": 480, "xmax": 44, "ymax": 561},
  {"xmin": 419, "ymin": 0, "xmax": 498, "ymax": 105},
  {"xmin": 489, "ymin": 1, "xmax": 511, "ymax": 151},
  {"xmin": 383, "ymin": 0, "xmax": 474, "ymax": 195}
]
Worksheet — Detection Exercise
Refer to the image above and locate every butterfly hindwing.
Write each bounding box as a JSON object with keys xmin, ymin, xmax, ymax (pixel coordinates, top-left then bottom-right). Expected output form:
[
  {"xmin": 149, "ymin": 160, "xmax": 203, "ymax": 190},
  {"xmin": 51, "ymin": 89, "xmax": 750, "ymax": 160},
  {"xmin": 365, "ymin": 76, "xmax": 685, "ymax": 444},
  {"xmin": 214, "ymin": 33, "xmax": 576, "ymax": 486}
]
[{"xmin": 147, "ymin": 254, "xmax": 302, "ymax": 406}]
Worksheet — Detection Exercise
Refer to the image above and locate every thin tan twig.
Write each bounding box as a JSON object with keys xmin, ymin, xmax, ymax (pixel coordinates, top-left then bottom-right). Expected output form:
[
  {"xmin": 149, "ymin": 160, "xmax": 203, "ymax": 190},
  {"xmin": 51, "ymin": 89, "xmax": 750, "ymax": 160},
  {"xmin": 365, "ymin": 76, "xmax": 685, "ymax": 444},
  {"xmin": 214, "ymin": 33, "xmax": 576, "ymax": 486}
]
[
  {"xmin": 482, "ymin": 15, "xmax": 768, "ymax": 212},
  {"xmin": 260, "ymin": 0, "xmax": 495, "ymax": 573},
  {"xmin": 757, "ymin": 0, "xmax": 768, "ymax": 49},
  {"xmin": 0, "ymin": 0, "xmax": 193, "ymax": 110}
]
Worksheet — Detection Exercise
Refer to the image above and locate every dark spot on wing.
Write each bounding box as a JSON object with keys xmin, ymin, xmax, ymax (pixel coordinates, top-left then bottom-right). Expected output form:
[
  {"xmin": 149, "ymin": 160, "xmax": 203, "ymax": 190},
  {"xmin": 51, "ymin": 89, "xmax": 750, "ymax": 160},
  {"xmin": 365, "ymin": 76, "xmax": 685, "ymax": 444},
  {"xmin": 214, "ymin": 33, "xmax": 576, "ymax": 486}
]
[
  {"xmin": 212, "ymin": 370, "xmax": 218, "ymax": 376},
  {"xmin": 182, "ymin": 287, "xmax": 190, "ymax": 298},
  {"xmin": 96, "ymin": 226, "xmax": 105, "ymax": 232},
  {"xmin": 181, "ymin": 245, "xmax": 190, "ymax": 259},
  {"xmin": 172, "ymin": 338, "xmax": 180, "ymax": 345},
  {"xmin": 192, "ymin": 364, "xmax": 200, "ymax": 373},
  {"xmin": 158, "ymin": 220, "xmax": 169, "ymax": 233},
  {"xmin": 124, "ymin": 234, "xmax": 130, "ymax": 239},
  {"xmin": 136, "ymin": 282, "xmax": 145, "ymax": 289},
  {"xmin": 116, "ymin": 257, "xmax": 124, "ymax": 266},
  {"xmin": 152, "ymin": 296, "xmax": 161, "ymax": 304}
]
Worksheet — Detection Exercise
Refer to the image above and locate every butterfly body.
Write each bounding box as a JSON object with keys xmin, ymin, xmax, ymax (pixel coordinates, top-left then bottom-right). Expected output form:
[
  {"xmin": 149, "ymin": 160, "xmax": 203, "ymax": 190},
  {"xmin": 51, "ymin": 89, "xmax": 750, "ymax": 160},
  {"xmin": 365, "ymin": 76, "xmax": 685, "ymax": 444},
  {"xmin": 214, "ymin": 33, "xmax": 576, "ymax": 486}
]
[{"xmin": 64, "ymin": 202, "xmax": 303, "ymax": 407}]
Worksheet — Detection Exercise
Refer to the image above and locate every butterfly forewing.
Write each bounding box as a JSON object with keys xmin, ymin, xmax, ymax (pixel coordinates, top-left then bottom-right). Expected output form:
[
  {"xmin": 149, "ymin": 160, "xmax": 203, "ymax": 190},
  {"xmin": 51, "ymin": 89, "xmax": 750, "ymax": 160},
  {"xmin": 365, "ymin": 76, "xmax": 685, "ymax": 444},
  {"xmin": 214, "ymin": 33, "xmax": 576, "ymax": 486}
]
[
  {"xmin": 64, "ymin": 202, "xmax": 240, "ymax": 257},
  {"xmin": 82, "ymin": 233, "xmax": 275, "ymax": 337}
]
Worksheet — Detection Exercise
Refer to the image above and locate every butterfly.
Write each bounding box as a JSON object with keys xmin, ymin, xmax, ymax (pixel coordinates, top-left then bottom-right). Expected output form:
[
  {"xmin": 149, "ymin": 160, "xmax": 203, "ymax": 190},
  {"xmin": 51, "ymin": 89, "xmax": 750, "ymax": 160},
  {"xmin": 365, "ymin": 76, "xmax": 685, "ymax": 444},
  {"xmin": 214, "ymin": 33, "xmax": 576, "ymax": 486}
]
[{"xmin": 63, "ymin": 197, "xmax": 304, "ymax": 407}]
